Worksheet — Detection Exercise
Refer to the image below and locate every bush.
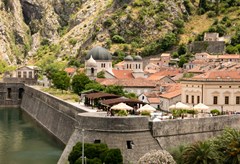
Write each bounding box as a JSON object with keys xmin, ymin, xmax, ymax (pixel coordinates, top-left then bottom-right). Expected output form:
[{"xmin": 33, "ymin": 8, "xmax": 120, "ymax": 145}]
[
  {"xmin": 68, "ymin": 142, "xmax": 123, "ymax": 164},
  {"xmin": 69, "ymin": 38, "xmax": 78, "ymax": 46},
  {"xmin": 117, "ymin": 110, "xmax": 128, "ymax": 116},
  {"xmin": 207, "ymin": 11, "xmax": 215, "ymax": 18},
  {"xmin": 103, "ymin": 149, "xmax": 123, "ymax": 164},
  {"xmin": 141, "ymin": 111, "xmax": 151, "ymax": 116},
  {"xmin": 112, "ymin": 35, "xmax": 125, "ymax": 43},
  {"xmin": 103, "ymin": 18, "xmax": 113, "ymax": 28},
  {"xmin": 210, "ymin": 109, "xmax": 220, "ymax": 115}
]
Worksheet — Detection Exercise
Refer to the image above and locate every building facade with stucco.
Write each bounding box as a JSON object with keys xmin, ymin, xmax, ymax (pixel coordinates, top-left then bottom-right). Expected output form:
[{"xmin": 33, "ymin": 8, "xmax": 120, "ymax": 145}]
[{"xmin": 181, "ymin": 71, "xmax": 240, "ymax": 113}]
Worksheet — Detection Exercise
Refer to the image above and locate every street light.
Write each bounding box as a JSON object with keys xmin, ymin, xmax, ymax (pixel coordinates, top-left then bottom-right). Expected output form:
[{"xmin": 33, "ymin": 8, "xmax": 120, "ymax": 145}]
[{"xmin": 82, "ymin": 129, "xmax": 85, "ymax": 164}]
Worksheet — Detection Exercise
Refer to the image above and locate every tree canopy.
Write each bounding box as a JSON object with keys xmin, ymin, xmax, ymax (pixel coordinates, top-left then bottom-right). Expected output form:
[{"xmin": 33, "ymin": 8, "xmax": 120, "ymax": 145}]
[{"xmin": 51, "ymin": 71, "xmax": 70, "ymax": 91}]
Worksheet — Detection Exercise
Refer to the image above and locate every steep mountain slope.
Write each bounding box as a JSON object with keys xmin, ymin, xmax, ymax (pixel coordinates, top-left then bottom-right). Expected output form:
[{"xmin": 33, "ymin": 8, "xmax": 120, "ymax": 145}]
[{"xmin": 0, "ymin": 0, "xmax": 239, "ymax": 68}]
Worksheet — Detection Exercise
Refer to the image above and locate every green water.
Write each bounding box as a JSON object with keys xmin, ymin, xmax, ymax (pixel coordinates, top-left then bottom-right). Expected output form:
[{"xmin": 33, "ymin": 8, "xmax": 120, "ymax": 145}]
[{"xmin": 0, "ymin": 108, "xmax": 64, "ymax": 164}]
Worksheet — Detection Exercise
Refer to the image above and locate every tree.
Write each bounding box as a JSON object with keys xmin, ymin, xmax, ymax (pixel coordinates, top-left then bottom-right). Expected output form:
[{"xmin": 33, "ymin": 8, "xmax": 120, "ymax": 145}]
[
  {"xmin": 104, "ymin": 85, "xmax": 125, "ymax": 96},
  {"xmin": 183, "ymin": 141, "xmax": 219, "ymax": 164},
  {"xmin": 51, "ymin": 71, "xmax": 70, "ymax": 92},
  {"xmin": 178, "ymin": 56, "xmax": 187, "ymax": 68},
  {"xmin": 104, "ymin": 149, "xmax": 123, "ymax": 164},
  {"xmin": 85, "ymin": 82, "xmax": 105, "ymax": 91},
  {"xmin": 178, "ymin": 44, "xmax": 187, "ymax": 56},
  {"xmin": 71, "ymin": 73, "xmax": 91, "ymax": 95},
  {"xmin": 213, "ymin": 128, "xmax": 240, "ymax": 164}
]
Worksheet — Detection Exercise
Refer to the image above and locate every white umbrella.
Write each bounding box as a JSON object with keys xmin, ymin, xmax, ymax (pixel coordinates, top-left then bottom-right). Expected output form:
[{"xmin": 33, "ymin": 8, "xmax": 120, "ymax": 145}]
[
  {"xmin": 110, "ymin": 102, "xmax": 133, "ymax": 110},
  {"xmin": 193, "ymin": 103, "xmax": 209, "ymax": 111},
  {"xmin": 137, "ymin": 104, "xmax": 156, "ymax": 113},
  {"xmin": 175, "ymin": 102, "xmax": 191, "ymax": 109},
  {"xmin": 169, "ymin": 104, "xmax": 176, "ymax": 110}
]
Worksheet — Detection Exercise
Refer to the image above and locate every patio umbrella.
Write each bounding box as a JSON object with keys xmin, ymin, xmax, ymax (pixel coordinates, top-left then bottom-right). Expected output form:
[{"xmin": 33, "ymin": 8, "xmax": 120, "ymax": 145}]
[
  {"xmin": 169, "ymin": 104, "xmax": 176, "ymax": 110},
  {"xmin": 175, "ymin": 102, "xmax": 191, "ymax": 109},
  {"xmin": 137, "ymin": 104, "xmax": 156, "ymax": 113},
  {"xmin": 193, "ymin": 103, "xmax": 209, "ymax": 111},
  {"xmin": 110, "ymin": 102, "xmax": 133, "ymax": 110}
]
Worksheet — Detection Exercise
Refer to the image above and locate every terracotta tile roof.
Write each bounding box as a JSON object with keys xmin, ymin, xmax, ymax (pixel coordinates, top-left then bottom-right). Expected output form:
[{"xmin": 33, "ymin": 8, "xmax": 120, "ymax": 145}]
[
  {"xmin": 64, "ymin": 67, "xmax": 76, "ymax": 73},
  {"xmin": 96, "ymin": 78, "xmax": 156, "ymax": 87},
  {"xmin": 147, "ymin": 69, "xmax": 181, "ymax": 80},
  {"xmin": 159, "ymin": 90, "xmax": 181, "ymax": 99},
  {"xmin": 112, "ymin": 69, "xmax": 134, "ymax": 79},
  {"xmin": 188, "ymin": 66, "xmax": 205, "ymax": 73},
  {"xmin": 148, "ymin": 97, "xmax": 160, "ymax": 104},
  {"xmin": 147, "ymin": 75, "xmax": 166, "ymax": 81},
  {"xmin": 193, "ymin": 70, "xmax": 240, "ymax": 79}
]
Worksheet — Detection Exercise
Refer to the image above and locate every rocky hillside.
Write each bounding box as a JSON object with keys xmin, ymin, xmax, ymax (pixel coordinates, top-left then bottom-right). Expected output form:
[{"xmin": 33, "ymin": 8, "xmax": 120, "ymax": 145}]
[{"xmin": 0, "ymin": 0, "xmax": 239, "ymax": 68}]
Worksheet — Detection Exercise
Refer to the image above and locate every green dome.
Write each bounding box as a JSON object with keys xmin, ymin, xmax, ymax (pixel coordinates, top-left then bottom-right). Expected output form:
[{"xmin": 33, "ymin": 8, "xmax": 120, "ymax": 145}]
[
  {"xmin": 134, "ymin": 55, "xmax": 142, "ymax": 61},
  {"xmin": 85, "ymin": 46, "xmax": 112, "ymax": 61},
  {"xmin": 124, "ymin": 55, "xmax": 133, "ymax": 61}
]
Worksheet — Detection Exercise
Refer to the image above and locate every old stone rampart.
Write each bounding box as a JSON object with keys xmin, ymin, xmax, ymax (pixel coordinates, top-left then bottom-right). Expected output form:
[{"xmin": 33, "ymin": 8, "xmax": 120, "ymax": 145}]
[
  {"xmin": 20, "ymin": 85, "xmax": 86, "ymax": 144},
  {"xmin": 58, "ymin": 112, "xmax": 160, "ymax": 164},
  {"xmin": 150, "ymin": 115, "xmax": 240, "ymax": 150}
]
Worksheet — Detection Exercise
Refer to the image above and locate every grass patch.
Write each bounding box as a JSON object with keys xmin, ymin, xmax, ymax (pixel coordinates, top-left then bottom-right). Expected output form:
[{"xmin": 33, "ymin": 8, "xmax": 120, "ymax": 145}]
[{"xmin": 41, "ymin": 87, "xmax": 79, "ymax": 102}]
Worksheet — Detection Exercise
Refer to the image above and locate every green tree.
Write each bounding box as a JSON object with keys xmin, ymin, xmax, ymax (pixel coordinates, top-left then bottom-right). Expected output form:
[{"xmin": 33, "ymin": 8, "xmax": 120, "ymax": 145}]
[
  {"xmin": 213, "ymin": 128, "xmax": 240, "ymax": 164},
  {"xmin": 178, "ymin": 56, "xmax": 187, "ymax": 68},
  {"xmin": 52, "ymin": 71, "xmax": 70, "ymax": 92},
  {"xmin": 178, "ymin": 44, "xmax": 187, "ymax": 56},
  {"xmin": 71, "ymin": 73, "xmax": 91, "ymax": 95},
  {"xmin": 104, "ymin": 85, "xmax": 125, "ymax": 96},
  {"xmin": 104, "ymin": 149, "xmax": 123, "ymax": 164},
  {"xmin": 183, "ymin": 141, "xmax": 219, "ymax": 164},
  {"xmin": 84, "ymin": 82, "xmax": 105, "ymax": 91}
]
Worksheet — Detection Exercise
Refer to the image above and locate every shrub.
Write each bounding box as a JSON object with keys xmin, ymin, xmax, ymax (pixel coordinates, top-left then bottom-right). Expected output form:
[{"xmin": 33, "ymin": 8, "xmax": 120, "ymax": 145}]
[
  {"xmin": 112, "ymin": 35, "xmax": 125, "ymax": 43},
  {"xmin": 210, "ymin": 109, "xmax": 220, "ymax": 115},
  {"xmin": 207, "ymin": 11, "xmax": 215, "ymax": 18},
  {"xmin": 103, "ymin": 18, "xmax": 113, "ymax": 28},
  {"xmin": 69, "ymin": 38, "xmax": 78, "ymax": 46},
  {"xmin": 117, "ymin": 110, "xmax": 128, "ymax": 116},
  {"xmin": 141, "ymin": 111, "xmax": 151, "ymax": 116},
  {"xmin": 103, "ymin": 149, "xmax": 123, "ymax": 164}
]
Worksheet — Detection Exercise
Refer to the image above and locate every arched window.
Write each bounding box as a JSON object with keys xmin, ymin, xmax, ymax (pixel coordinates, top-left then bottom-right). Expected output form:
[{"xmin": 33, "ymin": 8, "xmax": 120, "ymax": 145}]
[{"xmin": 91, "ymin": 68, "xmax": 94, "ymax": 75}]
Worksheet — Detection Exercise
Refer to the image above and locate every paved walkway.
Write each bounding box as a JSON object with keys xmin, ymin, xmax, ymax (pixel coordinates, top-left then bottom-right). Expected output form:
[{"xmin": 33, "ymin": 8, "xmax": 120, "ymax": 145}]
[{"xmin": 69, "ymin": 102, "xmax": 98, "ymax": 113}]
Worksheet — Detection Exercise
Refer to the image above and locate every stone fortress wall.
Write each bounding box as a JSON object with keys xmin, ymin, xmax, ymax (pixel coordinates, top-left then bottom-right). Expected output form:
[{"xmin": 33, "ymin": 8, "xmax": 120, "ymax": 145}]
[{"xmin": 2, "ymin": 83, "xmax": 240, "ymax": 163}]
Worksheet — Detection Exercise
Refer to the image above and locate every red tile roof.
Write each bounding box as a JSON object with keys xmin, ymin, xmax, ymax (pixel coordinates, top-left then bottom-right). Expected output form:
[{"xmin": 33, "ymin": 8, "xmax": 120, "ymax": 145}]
[
  {"xmin": 112, "ymin": 69, "xmax": 134, "ymax": 79},
  {"xmin": 96, "ymin": 78, "xmax": 156, "ymax": 87},
  {"xmin": 147, "ymin": 69, "xmax": 181, "ymax": 80},
  {"xmin": 65, "ymin": 67, "xmax": 76, "ymax": 73},
  {"xmin": 148, "ymin": 97, "xmax": 160, "ymax": 104},
  {"xmin": 193, "ymin": 70, "xmax": 240, "ymax": 79},
  {"xmin": 159, "ymin": 90, "xmax": 181, "ymax": 99}
]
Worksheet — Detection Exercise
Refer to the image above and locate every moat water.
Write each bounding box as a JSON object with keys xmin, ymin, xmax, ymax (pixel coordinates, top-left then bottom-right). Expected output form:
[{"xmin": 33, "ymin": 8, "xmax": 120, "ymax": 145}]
[{"xmin": 0, "ymin": 108, "xmax": 64, "ymax": 164}]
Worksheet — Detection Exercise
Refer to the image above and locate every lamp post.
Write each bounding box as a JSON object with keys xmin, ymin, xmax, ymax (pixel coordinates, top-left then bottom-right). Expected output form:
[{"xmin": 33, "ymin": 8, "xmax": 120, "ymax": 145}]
[{"xmin": 82, "ymin": 129, "xmax": 85, "ymax": 164}]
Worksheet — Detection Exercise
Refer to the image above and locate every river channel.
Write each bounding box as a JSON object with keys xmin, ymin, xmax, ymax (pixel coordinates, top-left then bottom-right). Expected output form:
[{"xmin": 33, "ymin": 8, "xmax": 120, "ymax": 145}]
[{"xmin": 0, "ymin": 108, "xmax": 64, "ymax": 164}]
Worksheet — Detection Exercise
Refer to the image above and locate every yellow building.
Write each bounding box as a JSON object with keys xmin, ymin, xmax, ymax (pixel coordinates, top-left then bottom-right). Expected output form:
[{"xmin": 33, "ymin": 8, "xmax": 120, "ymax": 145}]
[{"xmin": 181, "ymin": 71, "xmax": 240, "ymax": 113}]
